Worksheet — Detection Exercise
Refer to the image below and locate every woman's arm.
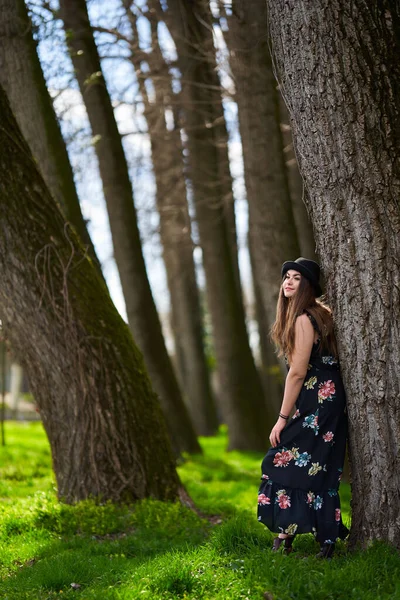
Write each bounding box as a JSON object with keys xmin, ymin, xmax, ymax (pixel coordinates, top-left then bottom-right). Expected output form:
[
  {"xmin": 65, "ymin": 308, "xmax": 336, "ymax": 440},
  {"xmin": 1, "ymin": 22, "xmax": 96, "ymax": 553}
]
[{"xmin": 269, "ymin": 314, "xmax": 315, "ymax": 448}]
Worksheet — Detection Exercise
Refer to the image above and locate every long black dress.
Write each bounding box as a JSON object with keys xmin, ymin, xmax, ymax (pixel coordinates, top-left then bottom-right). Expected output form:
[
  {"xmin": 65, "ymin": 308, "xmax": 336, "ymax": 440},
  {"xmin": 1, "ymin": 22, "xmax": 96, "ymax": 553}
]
[{"xmin": 257, "ymin": 311, "xmax": 349, "ymax": 544}]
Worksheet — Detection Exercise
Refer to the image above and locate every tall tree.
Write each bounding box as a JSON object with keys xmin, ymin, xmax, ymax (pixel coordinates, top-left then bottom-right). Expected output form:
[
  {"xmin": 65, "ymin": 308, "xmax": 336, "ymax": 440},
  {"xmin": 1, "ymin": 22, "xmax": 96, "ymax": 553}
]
[
  {"xmin": 58, "ymin": 0, "xmax": 201, "ymax": 454},
  {"xmin": 225, "ymin": 0, "xmax": 300, "ymax": 329},
  {"xmin": 122, "ymin": 3, "xmax": 218, "ymax": 435},
  {"xmin": 267, "ymin": 0, "xmax": 400, "ymax": 547},
  {"xmin": 0, "ymin": 0, "xmax": 100, "ymax": 271},
  {"xmin": 278, "ymin": 99, "xmax": 317, "ymax": 261},
  {"xmin": 161, "ymin": 0, "xmax": 271, "ymax": 450},
  {"xmin": 0, "ymin": 83, "xmax": 182, "ymax": 502}
]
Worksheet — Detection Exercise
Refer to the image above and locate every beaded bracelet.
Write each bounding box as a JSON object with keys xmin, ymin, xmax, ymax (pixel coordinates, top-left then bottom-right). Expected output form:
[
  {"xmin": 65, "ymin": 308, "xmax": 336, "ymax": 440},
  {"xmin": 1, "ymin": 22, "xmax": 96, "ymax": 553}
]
[{"xmin": 279, "ymin": 413, "xmax": 289, "ymax": 420}]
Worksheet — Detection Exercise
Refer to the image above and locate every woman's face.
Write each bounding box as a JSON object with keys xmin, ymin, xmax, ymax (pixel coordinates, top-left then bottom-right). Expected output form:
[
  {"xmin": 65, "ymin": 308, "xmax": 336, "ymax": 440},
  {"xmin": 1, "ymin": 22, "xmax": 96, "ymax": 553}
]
[{"xmin": 282, "ymin": 269, "xmax": 301, "ymax": 298}]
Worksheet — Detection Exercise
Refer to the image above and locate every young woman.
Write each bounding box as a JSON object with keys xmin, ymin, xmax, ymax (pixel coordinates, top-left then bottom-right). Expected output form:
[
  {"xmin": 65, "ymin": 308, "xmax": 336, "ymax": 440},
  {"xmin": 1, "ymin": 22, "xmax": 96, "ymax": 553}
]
[{"xmin": 257, "ymin": 258, "xmax": 348, "ymax": 559}]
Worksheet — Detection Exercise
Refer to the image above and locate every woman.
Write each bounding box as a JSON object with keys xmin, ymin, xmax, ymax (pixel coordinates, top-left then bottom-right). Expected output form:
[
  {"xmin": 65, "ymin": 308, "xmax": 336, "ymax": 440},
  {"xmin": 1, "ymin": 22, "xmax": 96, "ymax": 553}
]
[{"xmin": 257, "ymin": 258, "xmax": 348, "ymax": 559}]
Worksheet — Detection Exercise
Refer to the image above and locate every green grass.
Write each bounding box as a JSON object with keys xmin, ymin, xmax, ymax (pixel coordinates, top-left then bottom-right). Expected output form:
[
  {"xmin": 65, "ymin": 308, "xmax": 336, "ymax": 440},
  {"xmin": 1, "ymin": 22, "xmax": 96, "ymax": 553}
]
[{"xmin": 0, "ymin": 422, "xmax": 399, "ymax": 599}]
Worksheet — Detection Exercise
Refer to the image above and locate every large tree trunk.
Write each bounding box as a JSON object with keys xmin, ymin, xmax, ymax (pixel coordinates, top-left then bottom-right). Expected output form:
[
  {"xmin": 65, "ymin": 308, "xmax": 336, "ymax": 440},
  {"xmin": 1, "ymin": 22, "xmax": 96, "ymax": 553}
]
[
  {"xmin": 0, "ymin": 0, "xmax": 100, "ymax": 272},
  {"xmin": 227, "ymin": 0, "xmax": 300, "ymax": 330},
  {"xmin": 163, "ymin": 0, "xmax": 270, "ymax": 450},
  {"xmin": 59, "ymin": 0, "xmax": 200, "ymax": 455},
  {"xmin": 267, "ymin": 0, "xmax": 400, "ymax": 548},
  {"xmin": 124, "ymin": 6, "xmax": 218, "ymax": 436},
  {"xmin": 0, "ymin": 84, "xmax": 181, "ymax": 503}
]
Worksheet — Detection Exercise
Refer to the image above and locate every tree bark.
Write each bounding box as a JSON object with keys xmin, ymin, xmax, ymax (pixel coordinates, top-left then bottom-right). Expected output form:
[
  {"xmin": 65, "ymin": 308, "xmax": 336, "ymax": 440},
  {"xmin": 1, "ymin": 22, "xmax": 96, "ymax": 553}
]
[
  {"xmin": 0, "ymin": 84, "xmax": 182, "ymax": 502},
  {"xmin": 226, "ymin": 0, "xmax": 301, "ymax": 330},
  {"xmin": 59, "ymin": 0, "xmax": 201, "ymax": 455},
  {"xmin": 124, "ymin": 6, "xmax": 218, "ymax": 436},
  {"xmin": 163, "ymin": 0, "xmax": 269, "ymax": 450},
  {"xmin": 267, "ymin": 0, "xmax": 400, "ymax": 548},
  {"xmin": 0, "ymin": 0, "xmax": 100, "ymax": 272}
]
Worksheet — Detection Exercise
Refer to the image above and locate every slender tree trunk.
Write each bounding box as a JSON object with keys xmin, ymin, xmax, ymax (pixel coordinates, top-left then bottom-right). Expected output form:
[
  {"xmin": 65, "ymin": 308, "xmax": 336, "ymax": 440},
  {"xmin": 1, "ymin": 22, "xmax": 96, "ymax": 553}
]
[
  {"xmin": 0, "ymin": 84, "xmax": 182, "ymax": 502},
  {"xmin": 267, "ymin": 0, "xmax": 400, "ymax": 548},
  {"xmin": 0, "ymin": 0, "xmax": 100, "ymax": 272},
  {"xmin": 163, "ymin": 0, "xmax": 270, "ymax": 450},
  {"xmin": 248, "ymin": 233, "xmax": 283, "ymax": 413},
  {"xmin": 278, "ymin": 99, "xmax": 317, "ymax": 261},
  {"xmin": 124, "ymin": 6, "xmax": 217, "ymax": 435},
  {"xmin": 59, "ymin": 0, "xmax": 200, "ymax": 455},
  {"xmin": 227, "ymin": 0, "xmax": 300, "ymax": 330}
]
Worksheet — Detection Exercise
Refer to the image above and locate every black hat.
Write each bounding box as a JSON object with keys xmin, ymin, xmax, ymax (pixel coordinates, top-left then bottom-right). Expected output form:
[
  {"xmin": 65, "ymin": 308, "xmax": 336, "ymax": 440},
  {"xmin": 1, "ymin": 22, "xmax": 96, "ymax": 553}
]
[{"xmin": 281, "ymin": 257, "xmax": 322, "ymax": 297}]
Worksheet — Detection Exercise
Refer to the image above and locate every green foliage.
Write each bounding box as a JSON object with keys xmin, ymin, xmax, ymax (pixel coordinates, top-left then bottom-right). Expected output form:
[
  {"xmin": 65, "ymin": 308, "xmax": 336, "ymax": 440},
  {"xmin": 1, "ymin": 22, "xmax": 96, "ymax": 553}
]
[{"xmin": 0, "ymin": 422, "xmax": 399, "ymax": 600}]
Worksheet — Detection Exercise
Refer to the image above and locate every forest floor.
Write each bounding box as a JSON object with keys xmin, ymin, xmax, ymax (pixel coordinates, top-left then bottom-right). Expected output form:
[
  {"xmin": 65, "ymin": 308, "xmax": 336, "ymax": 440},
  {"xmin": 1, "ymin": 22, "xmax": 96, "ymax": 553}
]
[{"xmin": 0, "ymin": 422, "xmax": 399, "ymax": 600}]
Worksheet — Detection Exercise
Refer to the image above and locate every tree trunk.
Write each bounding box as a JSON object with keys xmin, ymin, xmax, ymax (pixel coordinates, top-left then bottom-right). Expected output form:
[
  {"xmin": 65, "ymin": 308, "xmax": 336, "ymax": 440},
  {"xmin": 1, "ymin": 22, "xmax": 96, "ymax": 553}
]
[
  {"xmin": 164, "ymin": 0, "xmax": 269, "ymax": 450},
  {"xmin": 227, "ymin": 0, "xmax": 300, "ymax": 332},
  {"xmin": 267, "ymin": 0, "xmax": 400, "ymax": 548},
  {"xmin": 248, "ymin": 233, "xmax": 283, "ymax": 414},
  {"xmin": 59, "ymin": 0, "xmax": 201, "ymax": 455},
  {"xmin": 125, "ymin": 6, "xmax": 218, "ymax": 436},
  {"xmin": 0, "ymin": 84, "xmax": 182, "ymax": 502},
  {"xmin": 278, "ymin": 98, "xmax": 317, "ymax": 261},
  {"xmin": 0, "ymin": 0, "xmax": 100, "ymax": 272}
]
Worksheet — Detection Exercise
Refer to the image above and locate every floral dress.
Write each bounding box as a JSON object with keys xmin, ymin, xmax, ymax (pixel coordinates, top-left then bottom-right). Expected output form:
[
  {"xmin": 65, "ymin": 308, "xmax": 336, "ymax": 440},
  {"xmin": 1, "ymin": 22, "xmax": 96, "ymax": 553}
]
[{"xmin": 257, "ymin": 311, "xmax": 349, "ymax": 544}]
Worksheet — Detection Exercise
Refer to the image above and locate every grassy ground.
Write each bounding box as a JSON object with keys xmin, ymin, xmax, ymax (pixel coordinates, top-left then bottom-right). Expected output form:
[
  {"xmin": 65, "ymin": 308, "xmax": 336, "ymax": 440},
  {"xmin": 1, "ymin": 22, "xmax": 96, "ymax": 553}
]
[{"xmin": 0, "ymin": 422, "xmax": 399, "ymax": 600}]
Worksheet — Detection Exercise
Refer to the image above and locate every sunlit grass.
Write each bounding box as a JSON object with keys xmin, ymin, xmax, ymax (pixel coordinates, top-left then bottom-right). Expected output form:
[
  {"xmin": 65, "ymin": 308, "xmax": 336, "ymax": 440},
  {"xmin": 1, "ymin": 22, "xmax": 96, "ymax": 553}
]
[{"xmin": 0, "ymin": 421, "xmax": 398, "ymax": 600}]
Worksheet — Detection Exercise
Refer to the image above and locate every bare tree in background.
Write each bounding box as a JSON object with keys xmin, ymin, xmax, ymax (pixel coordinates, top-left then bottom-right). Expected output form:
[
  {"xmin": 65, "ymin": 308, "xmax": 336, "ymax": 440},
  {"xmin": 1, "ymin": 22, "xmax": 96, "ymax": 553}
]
[
  {"xmin": 59, "ymin": 0, "xmax": 201, "ymax": 455},
  {"xmin": 278, "ymin": 99, "xmax": 317, "ymax": 261},
  {"xmin": 121, "ymin": 2, "xmax": 218, "ymax": 436},
  {"xmin": 0, "ymin": 0, "xmax": 101, "ymax": 273},
  {"xmin": 223, "ymin": 0, "xmax": 300, "ymax": 330},
  {"xmin": 267, "ymin": 0, "xmax": 400, "ymax": 547},
  {"xmin": 0, "ymin": 84, "xmax": 183, "ymax": 502},
  {"xmin": 158, "ymin": 0, "xmax": 271, "ymax": 450}
]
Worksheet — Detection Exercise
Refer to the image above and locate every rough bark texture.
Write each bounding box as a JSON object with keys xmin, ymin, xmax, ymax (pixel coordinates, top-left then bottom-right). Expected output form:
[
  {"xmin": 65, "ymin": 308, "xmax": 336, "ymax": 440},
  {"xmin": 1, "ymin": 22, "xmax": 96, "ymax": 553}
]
[
  {"xmin": 0, "ymin": 0, "xmax": 100, "ymax": 271},
  {"xmin": 0, "ymin": 85, "xmax": 181, "ymax": 502},
  {"xmin": 163, "ymin": 0, "xmax": 269, "ymax": 450},
  {"xmin": 125, "ymin": 6, "xmax": 218, "ymax": 436},
  {"xmin": 267, "ymin": 0, "xmax": 400, "ymax": 547},
  {"xmin": 227, "ymin": 0, "xmax": 301, "ymax": 329},
  {"xmin": 59, "ymin": 0, "xmax": 200, "ymax": 455}
]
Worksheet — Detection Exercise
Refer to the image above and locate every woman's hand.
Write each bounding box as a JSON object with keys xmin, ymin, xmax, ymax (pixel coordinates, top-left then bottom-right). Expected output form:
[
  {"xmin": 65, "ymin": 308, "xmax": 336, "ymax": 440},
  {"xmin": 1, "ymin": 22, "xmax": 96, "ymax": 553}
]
[{"xmin": 269, "ymin": 417, "xmax": 287, "ymax": 448}]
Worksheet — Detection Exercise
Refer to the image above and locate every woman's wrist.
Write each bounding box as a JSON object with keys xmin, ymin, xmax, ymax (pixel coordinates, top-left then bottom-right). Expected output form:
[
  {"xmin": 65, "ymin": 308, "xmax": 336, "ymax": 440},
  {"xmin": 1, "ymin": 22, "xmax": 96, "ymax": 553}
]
[{"xmin": 279, "ymin": 412, "xmax": 289, "ymax": 421}]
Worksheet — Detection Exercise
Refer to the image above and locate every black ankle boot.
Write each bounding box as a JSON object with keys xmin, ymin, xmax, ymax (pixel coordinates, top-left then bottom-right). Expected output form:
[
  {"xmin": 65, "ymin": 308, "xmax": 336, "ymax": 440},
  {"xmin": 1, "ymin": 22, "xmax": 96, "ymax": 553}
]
[
  {"xmin": 283, "ymin": 535, "xmax": 296, "ymax": 555},
  {"xmin": 316, "ymin": 542, "xmax": 335, "ymax": 559},
  {"xmin": 272, "ymin": 535, "xmax": 295, "ymax": 553},
  {"xmin": 272, "ymin": 537, "xmax": 284, "ymax": 551}
]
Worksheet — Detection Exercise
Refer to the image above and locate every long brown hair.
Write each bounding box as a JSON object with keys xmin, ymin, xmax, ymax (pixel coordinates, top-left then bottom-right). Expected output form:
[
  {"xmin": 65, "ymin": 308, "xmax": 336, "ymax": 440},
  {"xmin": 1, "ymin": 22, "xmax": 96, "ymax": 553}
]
[{"xmin": 270, "ymin": 275, "xmax": 338, "ymax": 360}]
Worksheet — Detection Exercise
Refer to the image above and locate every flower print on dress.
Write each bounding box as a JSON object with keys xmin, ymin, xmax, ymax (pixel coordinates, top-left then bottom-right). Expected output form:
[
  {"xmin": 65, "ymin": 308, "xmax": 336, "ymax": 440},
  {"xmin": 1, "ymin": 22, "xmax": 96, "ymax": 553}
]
[
  {"xmin": 276, "ymin": 489, "xmax": 291, "ymax": 509},
  {"xmin": 322, "ymin": 431, "xmax": 334, "ymax": 443},
  {"xmin": 292, "ymin": 409, "xmax": 300, "ymax": 419},
  {"xmin": 295, "ymin": 451, "xmax": 311, "ymax": 467},
  {"xmin": 335, "ymin": 508, "xmax": 341, "ymax": 522},
  {"xmin": 304, "ymin": 375, "xmax": 317, "ymax": 390},
  {"xmin": 302, "ymin": 410, "xmax": 319, "ymax": 435},
  {"xmin": 322, "ymin": 355, "xmax": 338, "ymax": 366},
  {"xmin": 308, "ymin": 462, "xmax": 323, "ymax": 476},
  {"xmin": 261, "ymin": 474, "xmax": 269, "ymax": 480},
  {"xmin": 318, "ymin": 380, "xmax": 336, "ymax": 404},
  {"xmin": 313, "ymin": 495, "xmax": 323, "ymax": 510},
  {"xmin": 328, "ymin": 489, "xmax": 338, "ymax": 497},
  {"xmin": 273, "ymin": 449, "xmax": 294, "ymax": 467},
  {"xmin": 285, "ymin": 523, "xmax": 298, "ymax": 536},
  {"xmin": 258, "ymin": 493, "xmax": 271, "ymax": 505},
  {"xmin": 306, "ymin": 491, "xmax": 315, "ymax": 506}
]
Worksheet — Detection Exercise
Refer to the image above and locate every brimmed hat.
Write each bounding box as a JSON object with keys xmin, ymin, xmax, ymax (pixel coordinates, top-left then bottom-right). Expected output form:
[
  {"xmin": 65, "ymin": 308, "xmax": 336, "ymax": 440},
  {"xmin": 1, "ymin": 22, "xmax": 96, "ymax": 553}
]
[{"xmin": 281, "ymin": 257, "xmax": 322, "ymax": 297}]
